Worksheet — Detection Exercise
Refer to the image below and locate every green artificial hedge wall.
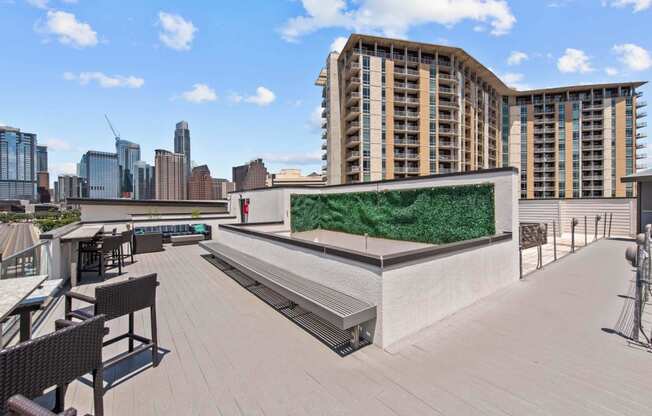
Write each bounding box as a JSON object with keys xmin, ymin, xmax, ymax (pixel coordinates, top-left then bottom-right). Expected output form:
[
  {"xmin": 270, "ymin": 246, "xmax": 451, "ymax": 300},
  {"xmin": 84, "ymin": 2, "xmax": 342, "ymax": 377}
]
[{"xmin": 290, "ymin": 184, "xmax": 495, "ymax": 245}]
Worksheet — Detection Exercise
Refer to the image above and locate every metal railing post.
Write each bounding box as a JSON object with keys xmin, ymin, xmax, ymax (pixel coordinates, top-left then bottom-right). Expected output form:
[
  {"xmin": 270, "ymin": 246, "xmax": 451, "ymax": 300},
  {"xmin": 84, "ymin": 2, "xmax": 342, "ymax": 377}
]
[
  {"xmin": 627, "ymin": 235, "xmax": 647, "ymax": 342},
  {"xmin": 571, "ymin": 218, "xmax": 578, "ymax": 253},
  {"xmin": 552, "ymin": 220, "xmax": 557, "ymax": 261},
  {"xmin": 608, "ymin": 212, "xmax": 613, "ymax": 237},
  {"xmin": 603, "ymin": 211, "xmax": 607, "ymax": 238},
  {"xmin": 584, "ymin": 216, "xmax": 587, "ymax": 247},
  {"xmin": 594, "ymin": 215, "xmax": 601, "ymax": 242}
]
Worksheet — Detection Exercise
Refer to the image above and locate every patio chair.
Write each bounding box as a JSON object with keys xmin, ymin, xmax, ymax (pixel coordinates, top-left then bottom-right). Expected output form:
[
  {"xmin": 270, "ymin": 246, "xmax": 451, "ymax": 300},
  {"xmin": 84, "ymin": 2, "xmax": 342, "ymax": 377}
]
[
  {"xmin": 0, "ymin": 315, "xmax": 105, "ymax": 416},
  {"xmin": 119, "ymin": 230, "xmax": 134, "ymax": 264},
  {"xmin": 5, "ymin": 394, "xmax": 83, "ymax": 416},
  {"xmin": 65, "ymin": 273, "xmax": 159, "ymax": 368}
]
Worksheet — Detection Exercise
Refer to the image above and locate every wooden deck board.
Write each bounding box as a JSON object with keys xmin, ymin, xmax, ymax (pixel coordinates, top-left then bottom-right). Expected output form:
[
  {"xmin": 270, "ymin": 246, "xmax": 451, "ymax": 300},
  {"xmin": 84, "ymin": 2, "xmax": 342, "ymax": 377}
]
[{"xmin": 31, "ymin": 240, "xmax": 652, "ymax": 415}]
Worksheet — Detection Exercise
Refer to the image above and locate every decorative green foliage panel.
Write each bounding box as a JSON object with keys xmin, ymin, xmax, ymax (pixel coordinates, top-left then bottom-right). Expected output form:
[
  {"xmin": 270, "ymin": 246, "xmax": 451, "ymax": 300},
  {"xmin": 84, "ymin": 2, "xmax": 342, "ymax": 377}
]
[{"xmin": 290, "ymin": 184, "xmax": 495, "ymax": 245}]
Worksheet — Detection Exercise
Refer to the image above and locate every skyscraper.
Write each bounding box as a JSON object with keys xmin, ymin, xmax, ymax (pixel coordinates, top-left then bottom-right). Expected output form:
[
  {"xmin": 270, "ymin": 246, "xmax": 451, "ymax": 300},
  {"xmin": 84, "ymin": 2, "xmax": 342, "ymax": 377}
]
[
  {"xmin": 36, "ymin": 145, "xmax": 48, "ymax": 173},
  {"xmin": 188, "ymin": 165, "xmax": 215, "ymax": 200},
  {"xmin": 319, "ymin": 34, "xmax": 646, "ymax": 198},
  {"xmin": 116, "ymin": 139, "xmax": 141, "ymax": 198},
  {"xmin": 133, "ymin": 160, "xmax": 155, "ymax": 200},
  {"xmin": 79, "ymin": 151, "xmax": 119, "ymax": 199},
  {"xmin": 232, "ymin": 158, "xmax": 269, "ymax": 191},
  {"xmin": 155, "ymin": 149, "xmax": 186, "ymax": 200},
  {"xmin": 0, "ymin": 126, "xmax": 37, "ymax": 200},
  {"xmin": 211, "ymin": 178, "xmax": 235, "ymax": 200},
  {"xmin": 54, "ymin": 174, "xmax": 83, "ymax": 202},
  {"xmin": 174, "ymin": 121, "xmax": 191, "ymax": 180}
]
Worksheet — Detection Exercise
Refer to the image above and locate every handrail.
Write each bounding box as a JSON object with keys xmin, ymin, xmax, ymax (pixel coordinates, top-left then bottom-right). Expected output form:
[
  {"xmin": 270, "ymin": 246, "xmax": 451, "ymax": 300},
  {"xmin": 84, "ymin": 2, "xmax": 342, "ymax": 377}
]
[{"xmin": 0, "ymin": 240, "xmax": 49, "ymax": 264}]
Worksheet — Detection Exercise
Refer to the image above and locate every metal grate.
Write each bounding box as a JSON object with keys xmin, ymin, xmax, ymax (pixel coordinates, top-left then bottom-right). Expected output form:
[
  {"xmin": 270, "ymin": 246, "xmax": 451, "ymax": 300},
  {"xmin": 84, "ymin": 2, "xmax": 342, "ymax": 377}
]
[{"xmin": 201, "ymin": 254, "xmax": 369, "ymax": 357}]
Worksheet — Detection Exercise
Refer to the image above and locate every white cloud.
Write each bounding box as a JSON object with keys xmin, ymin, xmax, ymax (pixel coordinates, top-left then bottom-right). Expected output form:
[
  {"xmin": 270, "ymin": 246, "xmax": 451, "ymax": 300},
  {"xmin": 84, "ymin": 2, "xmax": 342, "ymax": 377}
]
[
  {"xmin": 309, "ymin": 106, "xmax": 323, "ymax": 131},
  {"xmin": 180, "ymin": 83, "xmax": 217, "ymax": 103},
  {"xmin": 26, "ymin": 0, "xmax": 48, "ymax": 9},
  {"xmin": 280, "ymin": 0, "xmax": 516, "ymax": 41},
  {"xmin": 0, "ymin": 122, "xmax": 7, "ymax": 127},
  {"xmin": 50, "ymin": 162, "xmax": 77, "ymax": 179},
  {"xmin": 63, "ymin": 72, "xmax": 144, "ymax": 88},
  {"xmin": 507, "ymin": 50, "xmax": 528, "ymax": 65},
  {"xmin": 605, "ymin": 67, "xmax": 619, "ymax": 76},
  {"xmin": 227, "ymin": 92, "xmax": 243, "ymax": 104},
  {"xmin": 473, "ymin": 25, "xmax": 486, "ymax": 32},
  {"xmin": 44, "ymin": 138, "xmax": 72, "ymax": 151},
  {"xmin": 38, "ymin": 10, "xmax": 98, "ymax": 48},
  {"xmin": 244, "ymin": 86, "xmax": 276, "ymax": 106},
  {"xmin": 606, "ymin": 0, "xmax": 652, "ymax": 12},
  {"xmin": 557, "ymin": 48, "xmax": 593, "ymax": 73},
  {"xmin": 499, "ymin": 72, "xmax": 529, "ymax": 90},
  {"xmin": 613, "ymin": 43, "xmax": 652, "ymax": 71},
  {"xmin": 262, "ymin": 151, "xmax": 322, "ymax": 165},
  {"xmin": 330, "ymin": 36, "xmax": 348, "ymax": 53},
  {"xmin": 158, "ymin": 12, "xmax": 197, "ymax": 51}
]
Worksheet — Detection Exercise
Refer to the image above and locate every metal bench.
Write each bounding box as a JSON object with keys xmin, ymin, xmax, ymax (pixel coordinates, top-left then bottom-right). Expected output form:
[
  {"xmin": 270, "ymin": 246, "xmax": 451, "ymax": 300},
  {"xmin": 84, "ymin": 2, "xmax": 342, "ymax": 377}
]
[{"xmin": 200, "ymin": 241, "xmax": 376, "ymax": 348}]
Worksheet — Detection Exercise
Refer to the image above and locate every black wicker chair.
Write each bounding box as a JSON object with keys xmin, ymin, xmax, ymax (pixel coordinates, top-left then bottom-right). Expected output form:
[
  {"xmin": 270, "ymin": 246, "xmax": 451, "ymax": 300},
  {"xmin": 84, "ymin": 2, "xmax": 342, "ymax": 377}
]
[
  {"xmin": 119, "ymin": 230, "xmax": 134, "ymax": 265},
  {"xmin": 65, "ymin": 273, "xmax": 159, "ymax": 368},
  {"xmin": 5, "ymin": 394, "xmax": 82, "ymax": 416},
  {"xmin": 0, "ymin": 316, "xmax": 105, "ymax": 416}
]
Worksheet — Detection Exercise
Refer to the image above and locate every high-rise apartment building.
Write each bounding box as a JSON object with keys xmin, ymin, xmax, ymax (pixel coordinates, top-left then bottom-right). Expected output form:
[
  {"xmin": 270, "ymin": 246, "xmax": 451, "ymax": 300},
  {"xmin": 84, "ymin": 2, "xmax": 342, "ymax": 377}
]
[
  {"xmin": 188, "ymin": 165, "xmax": 215, "ymax": 200},
  {"xmin": 0, "ymin": 126, "xmax": 37, "ymax": 200},
  {"xmin": 36, "ymin": 145, "xmax": 48, "ymax": 172},
  {"xmin": 133, "ymin": 160, "xmax": 155, "ymax": 200},
  {"xmin": 212, "ymin": 178, "xmax": 235, "ymax": 200},
  {"xmin": 116, "ymin": 139, "xmax": 141, "ymax": 198},
  {"xmin": 318, "ymin": 34, "xmax": 647, "ymax": 198},
  {"xmin": 79, "ymin": 151, "xmax": 120, "ymax": 199},
  {"xmin": 174, "ymin": 121, "xmax": 191, "ymax": 180},
  {"xmin": 155, "ymin": 149, "xmax": 186, "ymax": 200},
  {"xmin": 232, "ymin": 158, "xmax": 269, "ymax": 191},
  {"xmin": 54, "ymin": 174, "xmax": 83, "ymax": 202}
]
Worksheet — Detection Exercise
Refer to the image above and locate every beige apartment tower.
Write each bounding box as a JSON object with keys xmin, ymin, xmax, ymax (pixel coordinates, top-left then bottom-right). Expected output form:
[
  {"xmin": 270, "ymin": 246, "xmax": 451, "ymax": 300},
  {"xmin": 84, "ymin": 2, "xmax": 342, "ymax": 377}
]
[
  {"xmin": 155, "ymin": 149, "xmax": 187, "ymax": 200},
  {"xmin": 317, "ymin": 34, "xmax": 647, "ymax": 198}
]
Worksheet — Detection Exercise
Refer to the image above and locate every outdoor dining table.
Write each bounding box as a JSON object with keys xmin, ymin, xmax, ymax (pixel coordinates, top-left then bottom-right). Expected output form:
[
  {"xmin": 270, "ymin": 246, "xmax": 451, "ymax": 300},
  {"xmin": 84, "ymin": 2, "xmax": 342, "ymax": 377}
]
[
  {"xmin": 61, "ymin": 225, "xmax": 104, "ymax": 286},
  {"xmin": 0, "ymin": 275, "xmax": 48, "ymax": 343}
]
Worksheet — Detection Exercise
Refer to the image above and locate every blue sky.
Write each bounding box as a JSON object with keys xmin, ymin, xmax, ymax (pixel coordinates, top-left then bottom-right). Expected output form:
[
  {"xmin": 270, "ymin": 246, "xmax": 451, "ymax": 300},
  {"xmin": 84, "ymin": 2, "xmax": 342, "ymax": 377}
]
[{"xmin": 1, "ymin": 0, "xmax": 651, "ymax": 185}]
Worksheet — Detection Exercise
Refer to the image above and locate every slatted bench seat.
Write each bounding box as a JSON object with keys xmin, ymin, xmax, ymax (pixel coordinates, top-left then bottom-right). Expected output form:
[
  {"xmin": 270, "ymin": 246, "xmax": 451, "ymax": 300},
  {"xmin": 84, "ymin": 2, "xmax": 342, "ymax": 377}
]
[{"xmin": 200, "ymin": 241, "xmax": 376, "ymax": 348}]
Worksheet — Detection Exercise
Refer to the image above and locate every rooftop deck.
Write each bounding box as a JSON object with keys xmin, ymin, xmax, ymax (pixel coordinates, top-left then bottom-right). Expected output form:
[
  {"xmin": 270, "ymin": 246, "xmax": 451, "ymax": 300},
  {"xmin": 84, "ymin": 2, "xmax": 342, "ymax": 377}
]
[{"xmin": 33, "ymin": 239, "xmax": 652, "ymax": 415}]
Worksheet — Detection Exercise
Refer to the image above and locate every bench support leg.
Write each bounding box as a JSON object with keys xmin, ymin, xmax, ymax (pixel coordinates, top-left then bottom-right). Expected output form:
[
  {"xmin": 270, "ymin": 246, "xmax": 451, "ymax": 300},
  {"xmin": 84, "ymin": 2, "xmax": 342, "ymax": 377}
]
[{"xmin": 351, "ymin": 325, "xmax": 360, "ymax": 349}]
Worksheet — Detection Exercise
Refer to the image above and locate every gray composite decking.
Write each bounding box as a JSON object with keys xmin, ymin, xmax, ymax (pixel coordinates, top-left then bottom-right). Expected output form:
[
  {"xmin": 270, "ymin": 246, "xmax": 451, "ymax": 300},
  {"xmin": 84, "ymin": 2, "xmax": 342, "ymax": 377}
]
[
  {"xmin": 200, "ymin": 241, "xmax": 376, "ymax": 330},
  {"xmin": 33, "ymin": 239, "xmax": 652, "ymax": 415}
]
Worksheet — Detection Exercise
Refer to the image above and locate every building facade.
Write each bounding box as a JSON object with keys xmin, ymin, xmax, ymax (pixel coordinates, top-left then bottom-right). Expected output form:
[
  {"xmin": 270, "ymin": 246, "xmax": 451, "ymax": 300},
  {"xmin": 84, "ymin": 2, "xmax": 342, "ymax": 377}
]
[
  {"xmin": 232, "ymin": 158, "xmax": 269, "ymax": 191},
  {"xmin": 116, "ymin": 139, "xmax": 141, "ymax": 198},
  {"xmin": 212, "ymin": 178, "xmax": 235, "ymax": 200},
  {"xmin": 155, "ymin": 149, "xmax": 186, "ymax": 200},
  {"xmin": 36, "ymin": 145, "xmax": 48, "ymax": 172},
  {"xmin": 188, "ymin": 165, "xmax": 215, "ymax": 200},
  {"xmin": 54, "ymin": 174, "xmax": 83, "ymax": 202},
  {"xmin": 79, "ymin": 151, "xmax": 120, "ymax": 199},
  {"xmin": 0, "ymin": 126, "xmax": 37, "ymax": 200},
  {"xmin": 267, "ymin": 169, "xmax": 325, "ymax": 187},
  {"xmin": 133, "ymin": 160, "xmax": 155, "ymax": 200},
  {"xmin": 174, "ymin": 121, "xmax": 191, "ymax": 181},
  {"xmin": 318, "ymin": 34, "xmax": 646, "ymax": 198}
]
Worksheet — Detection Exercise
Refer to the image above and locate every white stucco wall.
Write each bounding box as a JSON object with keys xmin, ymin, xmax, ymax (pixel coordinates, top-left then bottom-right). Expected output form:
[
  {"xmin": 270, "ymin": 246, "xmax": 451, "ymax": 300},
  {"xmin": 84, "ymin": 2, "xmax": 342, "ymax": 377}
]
[
  {"xmin": 380, "ymin": 238, "xmax": 518, "ymax": 348},
  {"xmin": 79, "ymin": 202, "xmax": 228, "ymax": 222}
]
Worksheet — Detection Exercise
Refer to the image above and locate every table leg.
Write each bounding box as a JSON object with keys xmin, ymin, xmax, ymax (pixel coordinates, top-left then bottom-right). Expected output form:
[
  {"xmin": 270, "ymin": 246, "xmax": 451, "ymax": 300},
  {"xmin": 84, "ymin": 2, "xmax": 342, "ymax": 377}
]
[{"xmin": 19, "ymin": 310, "xmax": 32, "ymax": 342}]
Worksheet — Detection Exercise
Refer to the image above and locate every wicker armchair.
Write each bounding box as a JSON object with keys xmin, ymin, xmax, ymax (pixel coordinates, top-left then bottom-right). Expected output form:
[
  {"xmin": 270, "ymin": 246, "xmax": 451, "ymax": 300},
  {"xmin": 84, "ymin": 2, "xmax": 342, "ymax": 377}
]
[
  {"xmin": 0, "ymin": 316, "xmax": 105, "ymax": 416},
  {"xmin": 6, "ymin": 394, "xmax": 83, "ymax": 416},
  {"xmin": 65, "ymin": 273, "xmax": 159, "ymax": 368}
]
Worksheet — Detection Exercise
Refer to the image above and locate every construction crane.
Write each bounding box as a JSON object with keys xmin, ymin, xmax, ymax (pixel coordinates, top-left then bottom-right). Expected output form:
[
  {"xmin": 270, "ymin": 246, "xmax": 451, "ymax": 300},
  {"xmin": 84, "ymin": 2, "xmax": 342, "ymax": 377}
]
[{"xmin": 104, "ymin": 114, "xmax": 120, "ymax": 144}]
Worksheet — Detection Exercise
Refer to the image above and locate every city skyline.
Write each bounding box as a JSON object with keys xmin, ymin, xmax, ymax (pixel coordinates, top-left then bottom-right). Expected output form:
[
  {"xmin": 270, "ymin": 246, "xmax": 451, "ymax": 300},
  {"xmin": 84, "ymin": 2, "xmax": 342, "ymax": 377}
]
[{"xmin": 1, "ymin": 1, "xmax": 651, "ymax": 185}]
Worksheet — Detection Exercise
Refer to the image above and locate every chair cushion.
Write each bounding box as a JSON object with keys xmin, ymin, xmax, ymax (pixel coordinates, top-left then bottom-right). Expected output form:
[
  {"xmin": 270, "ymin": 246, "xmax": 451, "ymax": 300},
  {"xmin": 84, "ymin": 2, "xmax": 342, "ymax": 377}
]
[
  {"xmin": 193, "ymin": 224, "xmax": 206, "ymax": 234},
  {"xmin": 69, "ymin": 305, "xmax": 95, "ymax": 320}
]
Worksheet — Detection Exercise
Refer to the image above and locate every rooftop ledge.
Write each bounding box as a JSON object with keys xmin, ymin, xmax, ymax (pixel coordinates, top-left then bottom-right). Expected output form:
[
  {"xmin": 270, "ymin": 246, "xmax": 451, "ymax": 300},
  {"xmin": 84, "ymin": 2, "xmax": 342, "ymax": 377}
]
[{"xmin": 217, "ymin": 222, "xmax": 512, "ymax": 269}]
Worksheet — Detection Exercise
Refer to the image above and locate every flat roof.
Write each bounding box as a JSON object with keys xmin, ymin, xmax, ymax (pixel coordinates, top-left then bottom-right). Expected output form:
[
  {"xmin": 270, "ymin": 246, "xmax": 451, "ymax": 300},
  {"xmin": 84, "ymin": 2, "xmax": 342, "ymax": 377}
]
[
  {"xmin": 67, "ymin": 198, "xmax": 228, "ymax": 207},
  {"xmin": 621, "ymin": 168, "xmax": 652, "ymax": 183},
  {"xmin": 32, "ymin": 239, "xmax": 652, "ymax": 414}
]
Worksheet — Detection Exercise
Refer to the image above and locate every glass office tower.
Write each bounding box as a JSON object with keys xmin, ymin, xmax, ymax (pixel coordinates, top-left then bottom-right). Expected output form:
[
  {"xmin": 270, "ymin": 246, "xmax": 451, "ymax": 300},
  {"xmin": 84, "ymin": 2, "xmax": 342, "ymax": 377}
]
[{"xmin": 0, "ymin": 126, "xmax": 37, "ymax": 200}]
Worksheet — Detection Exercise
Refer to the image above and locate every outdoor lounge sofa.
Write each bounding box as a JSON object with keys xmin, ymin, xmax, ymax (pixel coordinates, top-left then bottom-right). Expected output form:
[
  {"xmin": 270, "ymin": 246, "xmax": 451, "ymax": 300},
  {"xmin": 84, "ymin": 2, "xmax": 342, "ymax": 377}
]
[{"xmin": 135, "ymin": 224, "xmax": 211, "ymax": 243}]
